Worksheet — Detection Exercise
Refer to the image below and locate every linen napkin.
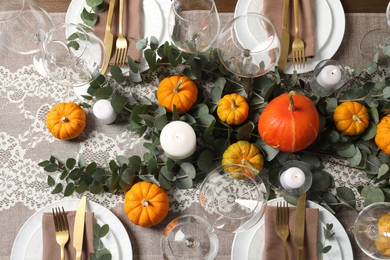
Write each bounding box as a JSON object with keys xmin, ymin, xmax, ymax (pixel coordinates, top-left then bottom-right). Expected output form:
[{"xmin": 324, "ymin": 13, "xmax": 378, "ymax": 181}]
[
  {"xmin": 262, "ymin": 205, "xmax": 319, "ymax": 260},
  {"xmin": 94, "ymin": 0, "xmax": 143, "ymax": 63},
  {"xmin": 42, "ymin": 211, "xmax": 94, "ymax": 260},
  {"xmin": 262, "ymin": 0, "xmax": 316, "ymax": 59}
]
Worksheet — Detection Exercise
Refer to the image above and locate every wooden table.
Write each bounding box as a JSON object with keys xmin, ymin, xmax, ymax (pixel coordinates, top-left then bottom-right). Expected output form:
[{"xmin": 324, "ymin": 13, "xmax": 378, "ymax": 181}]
[{"xmin": 37, "ymin": 0, "xmax": 389, "ymax": 13}]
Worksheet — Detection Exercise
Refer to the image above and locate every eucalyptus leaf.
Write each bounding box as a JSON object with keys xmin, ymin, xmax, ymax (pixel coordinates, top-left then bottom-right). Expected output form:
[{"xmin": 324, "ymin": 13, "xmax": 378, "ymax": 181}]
[
  {"xmin": 237, "ymin": 122, "xmax": 255, "ymax": 141},
  {"xmin": 361, "ymin": 186, "xmax": 385, "ymax": 205},
  {"xmin": 336, "ymin": 187, "xmax": 356, "ymax": 208}
]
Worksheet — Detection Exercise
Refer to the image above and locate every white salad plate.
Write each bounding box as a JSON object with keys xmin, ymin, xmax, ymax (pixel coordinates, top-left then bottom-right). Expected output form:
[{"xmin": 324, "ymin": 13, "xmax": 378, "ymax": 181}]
[
  {"xmin": 11, "ymin": 198, "xmax": 132, "ymax": 260},
  {"xmin": 234, "ymin": 0, "xmax": 345, "ymax": 74},
  {"xmin": 231, "ymin": 198, "xmax": 353, "ymax": 260}
]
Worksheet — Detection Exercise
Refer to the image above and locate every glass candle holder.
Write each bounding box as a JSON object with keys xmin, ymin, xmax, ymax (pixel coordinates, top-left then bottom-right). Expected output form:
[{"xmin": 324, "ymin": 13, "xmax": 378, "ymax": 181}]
[
  {"xmin": 309, "ymin": 59, "xmax": 347, "ymax": 97},
  {"xmin": 278, "ymin": 161, "xmax": 312, "ymax": 196}
]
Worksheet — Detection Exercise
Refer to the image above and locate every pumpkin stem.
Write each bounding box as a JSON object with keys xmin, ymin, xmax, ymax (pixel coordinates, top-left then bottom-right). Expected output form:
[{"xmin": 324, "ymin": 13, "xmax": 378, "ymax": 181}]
[
  {"xmin": 174, "ymin": 80, "xmax": 183, "ymax": 93},
  {"xmin": 241, "ymin": 158, "xmax": 259, "ymax": 175},
  {"xmin": 352, "ymin": 114, "xmax": 362, "ymax": 123},
  {"xmin": 61, "ymin": 116, "xmax": 70, "ymax": 122},
  {"xmin": 288, "ymin": 91, "xmax": 296, "ymax": 111},
  {"xmin": 141, "ymin": 199, "xmax": 149, "ymax": 207},
  {"xmin": 231, "ymin": 97, "xmax": 238, "ymax": 110}
]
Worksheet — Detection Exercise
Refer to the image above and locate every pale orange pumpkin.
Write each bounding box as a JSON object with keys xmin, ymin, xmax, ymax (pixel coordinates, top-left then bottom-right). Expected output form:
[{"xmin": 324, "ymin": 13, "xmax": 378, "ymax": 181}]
[
  {"xmin": 124, "ymin": 182, "xmax": 169, "ymax": 227},
  {"xmin": 46, "ymin": 102, "xmax": 86, "ymax": 140},
  {"xmin": 157, "ymin": 75, "xmax": 198, "ymax": 114},
  {"xmin": 375, "ymin": 113, "xmax": 390, "ymax": 155},
  {"xmin": 258, "ymin": 91, "xmax": 320, "ymax": 152},
  {"xmin": 217, "ymin": 93, "xmax": 249, "ymax": 125}
]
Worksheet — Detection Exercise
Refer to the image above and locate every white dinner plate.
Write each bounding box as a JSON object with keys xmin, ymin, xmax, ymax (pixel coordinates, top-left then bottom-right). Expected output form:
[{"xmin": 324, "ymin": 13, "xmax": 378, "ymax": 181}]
[
  {"xmin": 10, "ymin": 198, "xmax": 132, "ymax": 260},
  {"xmin": 231, "ymin": 198, "xmax": 354, "ymax": 260},
  {"xmin": 65, "ymin": 0, "xmax": 171, "ymax": 100},
  {"xmin": 234, "ymin": 0, "xmax": 345, "ymax": 74}
]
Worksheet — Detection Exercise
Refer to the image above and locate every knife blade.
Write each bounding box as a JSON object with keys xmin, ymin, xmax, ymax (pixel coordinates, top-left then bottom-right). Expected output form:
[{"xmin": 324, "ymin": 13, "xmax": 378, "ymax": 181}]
[
  {"xmin": 73, "ymin": 196, "xmax": 87, "ymax": 260},
  {"xmin": 100, "ymin": 0, "xmax": 116, "ymax": 75},
  {"xmin": 277, "ymin": 0, "xmax": 291, "ymax": 71},
  {"xmin": 295, "ymin": 192, "xmax": 306, "ymax": 260}
]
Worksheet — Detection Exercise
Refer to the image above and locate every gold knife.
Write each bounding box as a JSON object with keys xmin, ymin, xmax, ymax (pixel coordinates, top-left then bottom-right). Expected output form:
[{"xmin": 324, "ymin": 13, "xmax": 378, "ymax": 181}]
[
  {"xmin": 277, "ymin": 0, "xmax": 291, "ymax": 71},
  {"xmin": 101, "ymin": 0, "xmax": 116, "ymax": 75},
  {"xmin": 73, "ymin": 196, "xmax": 87, "ymax": 260},
  {"xmin": 295, "ymin": 192, "xmax": 306, "ymax": 260}
]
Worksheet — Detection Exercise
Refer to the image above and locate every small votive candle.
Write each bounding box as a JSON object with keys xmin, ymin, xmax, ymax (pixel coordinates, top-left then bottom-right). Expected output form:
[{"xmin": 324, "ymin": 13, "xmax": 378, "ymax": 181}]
[
  {"xmin": 316, "ymin": 65, "xmax": 342, "ymax": 90},
  {"xmin": 279, "ymin": 167, "xmax": 305, "ymax": 189},
  {"xmin": 278, "ymin": 161, "xmax": 312, "ymax": 195},
  {"xmin": 160, "ymin": 121, "xmax": 196, "ymax": 160},
  {"xmin": 93, "ymin": 99, "xmax": 117, "ymax": 124}
]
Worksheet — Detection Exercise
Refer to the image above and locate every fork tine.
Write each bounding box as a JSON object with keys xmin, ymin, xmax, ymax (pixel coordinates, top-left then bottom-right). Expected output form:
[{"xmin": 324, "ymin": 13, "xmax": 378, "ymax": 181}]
[{"xmin": 52, "ymin": 208, "xmax": 59, "ymax": 231}]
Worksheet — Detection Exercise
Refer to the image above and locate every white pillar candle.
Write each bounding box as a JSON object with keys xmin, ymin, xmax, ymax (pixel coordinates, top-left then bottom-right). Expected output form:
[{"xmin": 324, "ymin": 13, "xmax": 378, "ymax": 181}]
[
  {"xmin": 93, "ymin": 99, "xmax": 117, "ymax": 124},
  {"xmin": 160, "ymin": 121, "xmax": 196, "ymax": 160},
  {"xmin": 279, "ymin": 167, "xmax": 306, "ymax": 190},
  {"xmin": 316, "ymin": 65, "xmax": 342, "ymax": 90}
]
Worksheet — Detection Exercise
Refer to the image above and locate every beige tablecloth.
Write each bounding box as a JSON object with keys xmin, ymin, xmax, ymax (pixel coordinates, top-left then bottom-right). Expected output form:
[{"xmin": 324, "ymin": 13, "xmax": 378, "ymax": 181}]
[{"xmin": 0, "ymin": 11, "xmax": 387, "ymax": 260}]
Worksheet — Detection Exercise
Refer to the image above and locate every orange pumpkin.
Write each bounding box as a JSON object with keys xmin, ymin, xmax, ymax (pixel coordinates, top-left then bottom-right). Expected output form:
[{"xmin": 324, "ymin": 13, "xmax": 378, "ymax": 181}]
[
  {"xmin": 124, "ymin": 182, "xmax": 169, "ymax": 227},
  {"xmin": 221, "ymin": 140, "xmax": 264, "ymax": 177},
  {"xmin": 374, "ymin": 212, "xmax": 390, "ymax": 256},
  {"xmin": 258, "ymin": 91, "xmax": 320, "ymax": 152},
  {"xmin": 217, "ymin": 93, "xmax": 249, "ymax": 125},
  {"xmin": 333, "ymin": 101, "xmax": 369, "ymax": 136},
  {"xmin": 375, "ymin": 113, "xmax": 390, "ymax": 155},
  {"xmin": 157, "ymin": 75, "xmax": 198, "ymax": 114},
  {"xmin": 46, "ymin": 102, "xmax": 86, "ymax": 140}
]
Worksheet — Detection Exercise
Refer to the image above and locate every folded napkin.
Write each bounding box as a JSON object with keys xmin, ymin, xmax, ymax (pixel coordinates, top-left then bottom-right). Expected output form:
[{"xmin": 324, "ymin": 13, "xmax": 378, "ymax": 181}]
[
  {"xmin": 42, "ymin": 211, "xmax": 94, "ymax": 260},
  {"xmin": 263, "ymin": 205, "xmax": 319, "ymax": 260},
  {"xmin": 262, "ymin": 0, "xmax": 316, "ymax": 59},
  {"xmin": 94, "ymin": 0, "xmax": 143, "ymax": 63}
]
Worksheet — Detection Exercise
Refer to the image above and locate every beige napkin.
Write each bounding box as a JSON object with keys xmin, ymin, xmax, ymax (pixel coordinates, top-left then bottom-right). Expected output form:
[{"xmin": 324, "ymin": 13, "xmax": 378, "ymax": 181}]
[
  {"xmin": 42, "ymin": 211, "xmax": 95, "ymax": 260},
  {"xmin": 262, "ymin": 205, "xmax": 319, "ymax": 260},
  {"xmin": 94, "ymin": 0, "xmax": 143, "ymax": 63},
  {"xmin": 262, "ymin": 0, "xmax": 316, "ymax": 59}
]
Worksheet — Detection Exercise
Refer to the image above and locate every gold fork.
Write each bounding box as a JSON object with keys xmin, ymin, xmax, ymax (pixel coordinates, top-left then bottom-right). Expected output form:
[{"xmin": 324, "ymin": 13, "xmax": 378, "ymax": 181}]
[
  {"xmin": 52, "ymin": 207, "xmax": 69, "ymax": 260},
  {"xmin": 113, "ymin": 0, "xmax": 128, "ymax": 66},
  {"xmin": 276, "ymin": 202, "xmax": 290, "ymax": 260},
  {"xmin": 291, "ymin": 0, "xmax": 305, "ymax": 69}
]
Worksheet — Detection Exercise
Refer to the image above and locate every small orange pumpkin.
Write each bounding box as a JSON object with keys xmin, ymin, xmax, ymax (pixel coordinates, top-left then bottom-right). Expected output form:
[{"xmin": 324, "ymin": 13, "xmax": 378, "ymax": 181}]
[
  {"xmin": 374, "ymin": 212, "xmax": 390, "ymax": 256},
  {"xmin": 46, "ymin": 102, "xmax": 86, "ymax": 140},
  {"xmin": 217, "ymin": 93, "xmax": 249, "ymax": 125},
  {"xmin": 333, "ymin": 101, "xmax": 369, "ymax": 136},
  {"xmin": 258, "ymin": 91, "xmax": 320, "ymax": 152},
  {"xmin": 124, "ymin": 182, "xmax": 169, "ymax": 227},
  {"xmin": 221, "ymin": 140, "xmax": 264, "ymax": 177},
  {"xmin": 157, "ymin": 75, "xmax": 198, "ymax": 114},
  {"xmin": 375, "ymin": 113, "xmax": 390, "ymax": 155}
]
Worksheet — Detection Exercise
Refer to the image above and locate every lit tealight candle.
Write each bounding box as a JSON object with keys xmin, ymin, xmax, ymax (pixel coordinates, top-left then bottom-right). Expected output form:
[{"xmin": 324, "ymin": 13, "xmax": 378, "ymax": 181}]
[
  {"xmin": 160, "ymin": 121, "xmax": 196, "ymax": 160},
  {"xmin": 279, "ymin": 167, "xmax": 306, "ymax": 190},
  {"xmin": 316, "ymin": 65, "xmax": 342, "ymax": 90},
  {"xmin": 93, "ymin": 99, "xmax": 117, "ymax": 124}
]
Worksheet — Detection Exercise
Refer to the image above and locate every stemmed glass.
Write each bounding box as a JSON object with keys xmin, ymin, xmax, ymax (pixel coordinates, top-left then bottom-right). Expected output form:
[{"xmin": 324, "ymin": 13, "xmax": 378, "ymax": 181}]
[
  {"xmin": 167, "ymin": 0, "xmax": 220, "ymax": 53},
  {"xmin": 161, "ymin": 164, "xmax": 268, "ymax": 259},
  {"xmin": 217, "ymin": 13, "xmax": 281, "ymax": 78},
  {"xmin": 0, "ymin": 0, "xmax": 53, "ymax": 55}
]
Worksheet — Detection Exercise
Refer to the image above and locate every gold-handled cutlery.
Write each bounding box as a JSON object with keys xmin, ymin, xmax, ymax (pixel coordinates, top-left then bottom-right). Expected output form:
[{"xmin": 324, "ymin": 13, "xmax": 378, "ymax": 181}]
[
  {"xmin": 73, "ymin": 196, "xmax": 87, "ymax": 260},
  {"xmin": 277, "ymin": 0, "xmax": 291, "ymax": 71},
  {"xmin": 52, "ymin": 207, "xmax": 69, "ymax": 260},
  {"xmin": 101, "ymin": 0, "xmax": 116, "ymax": 75},
  {"xmin": 291, "ymin": 0, "xmax": 305, "ymax": 69},
  {"xmin": 276, "ymin": 202, "xmax": 290, "ymax": 260},
  {"xmin": 295, "ymin": 192, "xmax": 306, "ymax": 260},
  {"xmin": 113, "ymin": 0, "xmax": 128, "ymax": 66}
]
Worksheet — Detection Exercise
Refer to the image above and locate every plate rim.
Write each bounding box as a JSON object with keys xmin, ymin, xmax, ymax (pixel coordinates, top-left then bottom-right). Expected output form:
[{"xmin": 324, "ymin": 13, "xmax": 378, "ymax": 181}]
[
  {"xmin": 10, "ymin": 198, "xmax": 132, "ymax": 260},
  {"xmin": 231, "ymin": 197, "xmax": 354, "ymax": 260}
]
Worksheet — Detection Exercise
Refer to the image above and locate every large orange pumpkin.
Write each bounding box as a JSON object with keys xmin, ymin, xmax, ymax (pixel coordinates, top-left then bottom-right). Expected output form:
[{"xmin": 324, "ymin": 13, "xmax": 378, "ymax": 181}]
[
  {"xmin": 375, "ymin": 113, "xmax": 390, "ymax": 155},
  {"xmin": 221, "ymin": 140, "xmax": 264, "ymax": 177},
  {"xmin": 124, "ymin": 182, "xmax": 169, "ymax": 227},
  {"xmin": 46, "ymin": 102, "xmax": 86, "ymax": 140},
  {"xmin": 333, "ymin": 101, "xmax": 369, "ymax": 136},
  {"xmin": 258, "ymin": 91, "xmax": 320, "ymax": 152},
  {"xmin": 217, "ymin": 93, "xmax": 249, "ymax": 125},
  {"xmin": 157, "ymin": 75, "xmax": 198, "ymax": 114}
]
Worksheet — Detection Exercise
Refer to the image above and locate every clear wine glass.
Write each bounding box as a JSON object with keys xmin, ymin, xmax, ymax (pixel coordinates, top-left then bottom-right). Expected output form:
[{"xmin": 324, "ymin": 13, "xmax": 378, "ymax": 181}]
[
  {"xmin": 360, "ymin": 29, "xmax": 390, "ymax": 66},
  {"xmin": 217, "ymin": 13, "xmax": 281, "ymax": 78},
  {"xmin": 38, "ymin": 23, "xmax": 106, "ymax": 88},
  {"xmin": 161, "ymin": 164, "xmax": 268, "ymax": 259},
  {"xmin": 168, "ymin": 0, "xmax": 220, "ymax": 53},
  {"xmin": 0, "ymin": 0, "xmax": 53, "ymax": 55}
]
